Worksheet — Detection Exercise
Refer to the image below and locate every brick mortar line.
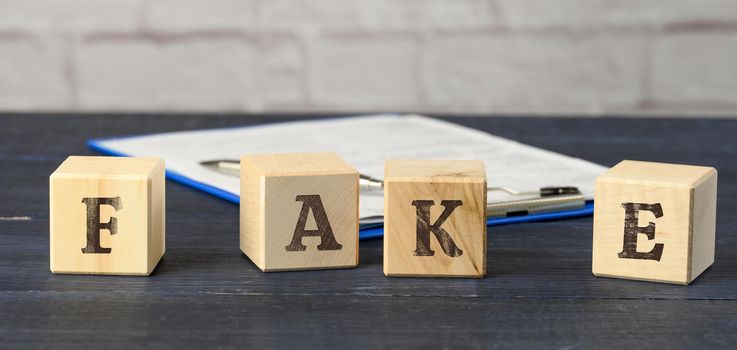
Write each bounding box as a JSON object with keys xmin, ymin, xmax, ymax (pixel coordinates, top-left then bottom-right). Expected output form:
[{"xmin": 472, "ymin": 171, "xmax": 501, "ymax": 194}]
[{"xmin": 1, "ymin": 21, "xmax": 737, "ymax": 44}]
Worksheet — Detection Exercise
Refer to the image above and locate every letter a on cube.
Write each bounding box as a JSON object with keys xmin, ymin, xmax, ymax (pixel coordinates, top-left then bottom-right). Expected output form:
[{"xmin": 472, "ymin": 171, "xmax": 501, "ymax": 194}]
[
  {"xmin": 384, "ymin": 160, "xmax": 487, "ymax": 278},
  {"xmin": 240, "ymin": 152, "xmax": 359, "ymax": 271},
  {"xmin": 593, "ymin": 160, "xmax": 717, "ymax": 285},
  {"xmin": 50, "ymin": 156, "xmax": 165, "ymax": 275}
]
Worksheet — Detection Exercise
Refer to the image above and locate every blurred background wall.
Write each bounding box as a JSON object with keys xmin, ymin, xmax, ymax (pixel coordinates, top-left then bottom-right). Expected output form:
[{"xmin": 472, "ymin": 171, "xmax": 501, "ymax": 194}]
[{"xmin": 1, "ymin": 0, "xmax": 736, "ymax": 116}]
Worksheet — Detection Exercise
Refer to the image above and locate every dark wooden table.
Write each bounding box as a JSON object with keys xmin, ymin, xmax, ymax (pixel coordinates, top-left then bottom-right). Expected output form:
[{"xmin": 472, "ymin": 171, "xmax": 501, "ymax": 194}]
[{"xmin": 2, "ymin": 114, "xmax": 736, "ymax": 348}]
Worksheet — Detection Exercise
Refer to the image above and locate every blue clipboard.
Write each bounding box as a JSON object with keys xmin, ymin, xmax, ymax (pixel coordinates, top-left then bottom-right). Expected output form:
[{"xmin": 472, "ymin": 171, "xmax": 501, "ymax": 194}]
[{"xmin": 88, "ymin": 138, "xmax": 594, "ymax": 241}]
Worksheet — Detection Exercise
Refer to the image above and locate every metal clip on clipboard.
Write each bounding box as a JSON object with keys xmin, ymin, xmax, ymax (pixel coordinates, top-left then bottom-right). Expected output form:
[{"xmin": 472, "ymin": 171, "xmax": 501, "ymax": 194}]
[
  {"xmin": 485, "ymin": 187, "xmax": 585, "ymax": 218},
  {"xmin": 201, "ymin": 160, "xmax": 586, "ymax": 219}
]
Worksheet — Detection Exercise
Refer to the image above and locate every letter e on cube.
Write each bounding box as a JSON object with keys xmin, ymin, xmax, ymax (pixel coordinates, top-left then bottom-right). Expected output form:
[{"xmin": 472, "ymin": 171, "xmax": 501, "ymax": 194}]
[{"xmin": 592, "ymin": 160, "xmax": 717, "ymax": 284}]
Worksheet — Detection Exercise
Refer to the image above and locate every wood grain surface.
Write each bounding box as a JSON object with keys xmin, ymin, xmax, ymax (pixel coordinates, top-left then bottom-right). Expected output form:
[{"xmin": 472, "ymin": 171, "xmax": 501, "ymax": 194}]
[
  {"xmin": 1, "ymin": 113, "xmax": 736, "ymax": 348},
  {"xmin": 49, "ymin": 156, "xmax": 165, "ymax": 275},
  {"xmin": 241, "ymin": 152, "xmax": 359, "ymax": 271},
  {"xmin": 593, "ymin": 160, "xmax": 717, "ymax": 284},
  {"xmin": 384, "ymin": 160, "xmax": 487, "ymax": 278}
]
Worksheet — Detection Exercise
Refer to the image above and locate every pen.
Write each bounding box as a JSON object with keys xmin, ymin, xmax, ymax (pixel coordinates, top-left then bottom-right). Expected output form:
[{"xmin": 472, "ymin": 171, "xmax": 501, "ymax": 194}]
[
  {"xmin": 201, "ymin": 159, "xmax": 385, "ymax": 192},
  {"xmin": 200, "ymin": 159, "xmax": 586, "ymax": 218}
]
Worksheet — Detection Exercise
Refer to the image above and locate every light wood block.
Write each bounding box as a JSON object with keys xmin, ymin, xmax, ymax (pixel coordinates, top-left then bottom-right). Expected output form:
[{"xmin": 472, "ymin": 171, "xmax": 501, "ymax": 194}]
[
  {"xmin": 50, "ymin": 156, "xmax": 165, "ymax": 275},
  {"xmin": 240, "ymin": 152, "xmax": 359, "ymax": 272},
  {"xmin": 383, "ymin": 160, "xmax": 487, "ymax": 278},
  {"xmin": 592, "ymin": 160, "xmax": 717, "ymax": 285}
]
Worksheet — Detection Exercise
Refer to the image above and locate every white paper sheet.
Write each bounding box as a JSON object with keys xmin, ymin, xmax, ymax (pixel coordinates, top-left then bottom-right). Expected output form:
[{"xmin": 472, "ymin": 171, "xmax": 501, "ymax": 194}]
[{"xmin": 95, "ymin": 114, "xmax": 607, "ymax": 219}]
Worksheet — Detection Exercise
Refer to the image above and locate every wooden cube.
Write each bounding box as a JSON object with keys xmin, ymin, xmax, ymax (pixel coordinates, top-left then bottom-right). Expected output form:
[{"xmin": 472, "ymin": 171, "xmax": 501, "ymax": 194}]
[
  {"xmin": 50, "ymin": 156, "xmax": 165, "ymax": 275},
  {"xmin": 593, "ymin": 160, "xmax": 717, "ymax": 285},
  {"xmin": 383, "ymin": 160, "xmax": 487, "ymax": 278},
  {"xmin": 240, "ymin": 152, "xmax": 359, "ymax": 272}
]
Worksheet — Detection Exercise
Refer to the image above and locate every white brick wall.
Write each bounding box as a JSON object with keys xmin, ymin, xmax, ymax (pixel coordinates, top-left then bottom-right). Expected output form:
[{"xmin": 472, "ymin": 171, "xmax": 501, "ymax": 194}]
[
  {"xmin": 77, "ymin": 34, "xmax": 302, "ymax": 111},
  {"xmin": 145, "ymin": 0, "xmax": 257, "ymax": 32},
  {"xmin": 310, "ymin": 33, "xmax": 418, "ymax": 109},
  {"xmin": 496, "ymin": 0, "xmax": 737, "ymax": 30},
  {"xmin": 0, "ymin": 0, "xmax": 141, "ymax": 32},
  {"xmin": 425, "ymin": 33, "xmax": 644, "ymax": 114},
  {"xmin": 1, "ymin": 0, "xmax": 737, "ymax": 116},
  {"xmin": 261, "ymin": 0, "xmax": 419, "ymax": 30},
  {"xmin": 0, "ymin": 34, "xmax": 69, "ymax": 109},
  {"xmin": 652, "ymin": 33, "xmax": 737, "ymax": 107}
]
